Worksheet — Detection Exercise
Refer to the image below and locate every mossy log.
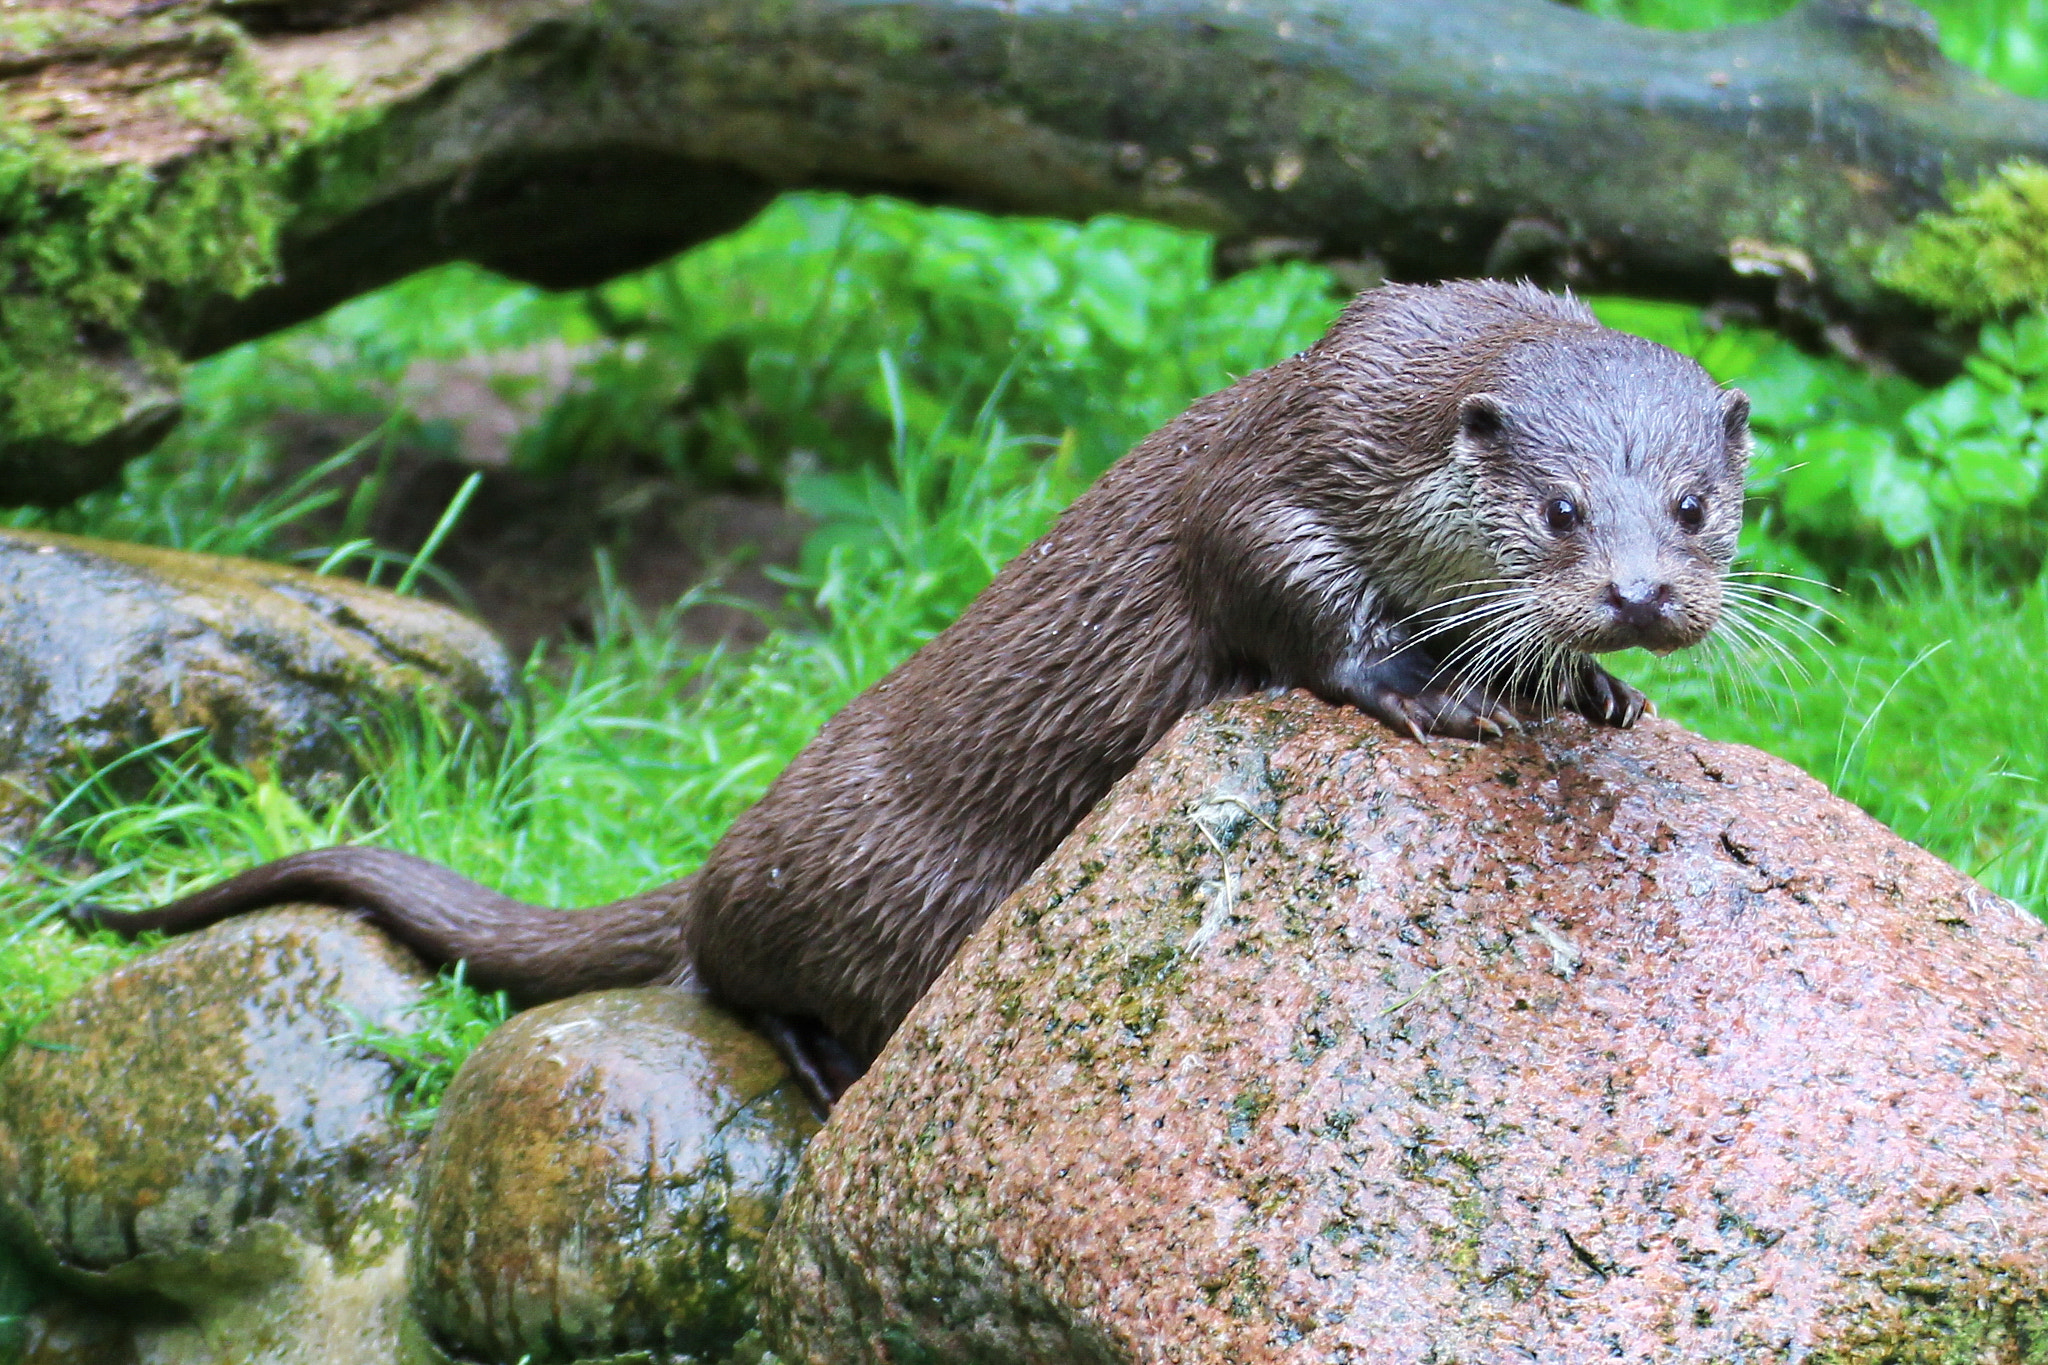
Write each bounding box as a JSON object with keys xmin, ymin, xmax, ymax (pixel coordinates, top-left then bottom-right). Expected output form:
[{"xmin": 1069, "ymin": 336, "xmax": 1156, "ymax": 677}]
[{"xmin": 8, "ymin": 0, "xmax": 2048, "ymax": 505}]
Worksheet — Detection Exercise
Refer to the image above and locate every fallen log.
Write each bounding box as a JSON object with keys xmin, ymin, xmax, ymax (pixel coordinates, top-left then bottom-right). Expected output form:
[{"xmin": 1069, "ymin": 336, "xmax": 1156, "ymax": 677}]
[{"xmin": 7, "ymin": 0, "xmax": 2047, "ymax": 503}]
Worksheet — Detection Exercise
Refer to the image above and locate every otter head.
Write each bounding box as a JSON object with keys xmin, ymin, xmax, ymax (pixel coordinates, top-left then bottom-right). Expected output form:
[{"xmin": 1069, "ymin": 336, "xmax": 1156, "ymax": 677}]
[{"xmin": 1451, "ymin": 329, "xmax": 1749, "ymax": 663}]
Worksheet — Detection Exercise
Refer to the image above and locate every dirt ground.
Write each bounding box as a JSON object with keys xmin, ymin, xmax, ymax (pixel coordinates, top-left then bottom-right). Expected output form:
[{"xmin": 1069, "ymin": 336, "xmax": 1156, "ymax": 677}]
[{"xmin": 267, "ymin": 415, "xmax": 812, "ymax": 664}]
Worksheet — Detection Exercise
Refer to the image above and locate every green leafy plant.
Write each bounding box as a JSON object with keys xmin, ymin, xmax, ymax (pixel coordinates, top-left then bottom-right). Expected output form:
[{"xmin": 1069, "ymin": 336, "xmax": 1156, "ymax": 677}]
[
  {"xmin": 540, "ymin": 195, "xmax": 1337, "ymax": 487},
  {"xmin": 1751, "ymin": 311, "xmax": 2048, "ymax": 566}
]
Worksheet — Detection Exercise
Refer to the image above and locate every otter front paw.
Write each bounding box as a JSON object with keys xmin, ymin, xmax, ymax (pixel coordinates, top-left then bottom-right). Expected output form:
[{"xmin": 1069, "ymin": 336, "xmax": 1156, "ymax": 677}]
[
  {"xmin": 1354, "ymin": 680, "xmax": 1524, "ymax": 743},
  {"xmin": 1569, "ymin": 661, "xmax": 1649, "ymax": 728},
  {"xmin": 1325, "ymin": 652, "xmax": 1524, "ymax": 742}
]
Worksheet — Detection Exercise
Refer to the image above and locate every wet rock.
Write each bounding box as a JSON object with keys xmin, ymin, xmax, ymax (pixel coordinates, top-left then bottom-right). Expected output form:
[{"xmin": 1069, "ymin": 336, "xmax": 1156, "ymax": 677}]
[
  {"xmin": 761, "ymin": 692, "xmax": 2048, "ymax": 1362},
  {"xmin": 0, "ymin": 527, "xmax": 517, "ymax": 844},
  {"xmin": 411, "ymin": 989, "xmax": 819, "ymax": 1365},
  {"xmin": 0, "ymin": 907, "xmax": 430, "ymax": 1362}
]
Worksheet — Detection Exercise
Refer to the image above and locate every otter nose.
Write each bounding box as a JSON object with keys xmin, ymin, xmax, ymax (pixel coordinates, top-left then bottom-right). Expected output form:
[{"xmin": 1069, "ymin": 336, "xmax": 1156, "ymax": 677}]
[{"xmin": 1605, "ymin": 581, "xmax": 1672, "ymax": 632}]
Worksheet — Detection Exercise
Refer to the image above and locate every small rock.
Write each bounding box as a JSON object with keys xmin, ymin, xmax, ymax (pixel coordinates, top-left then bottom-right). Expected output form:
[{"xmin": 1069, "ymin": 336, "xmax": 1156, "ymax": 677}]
[
  {"xmin": 0, "ymin": 528, "xmax": 517, "ymax": 846},
  {"xmin": 761, "ymin": 693, "xmax": 2048, "ymax": 1362},
  {"xmin": 0, "ymin": 907, "xmax": 430, "ymax": 1362},
  {"xmin": 411, "ymin": 989, "xmax": 819, "ymax": 1365}
]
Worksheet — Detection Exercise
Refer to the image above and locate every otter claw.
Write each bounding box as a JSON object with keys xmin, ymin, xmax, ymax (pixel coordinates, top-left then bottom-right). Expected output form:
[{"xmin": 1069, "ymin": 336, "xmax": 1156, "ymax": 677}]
[
  {"xmin": 1358, "ymin": 684, "xmax": 1521, "ymax": 743},
  {"xmin": 1571, "ymin": 663, "xmax": 1649, "ymax": 729}
]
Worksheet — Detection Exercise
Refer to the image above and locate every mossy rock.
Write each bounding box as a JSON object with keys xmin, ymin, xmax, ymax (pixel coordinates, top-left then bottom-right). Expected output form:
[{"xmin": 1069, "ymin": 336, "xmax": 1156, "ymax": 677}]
[
  {"xmin": 0, "ymin": 907, "xmax": 431, "ymax": 1363},
  {"xmin": 0, "ymin": 527, "xmax": 517, "ymax": 849},
  {"xmin": 409, "ymin": 989, "xmax": 819, "ymax": 1365}
]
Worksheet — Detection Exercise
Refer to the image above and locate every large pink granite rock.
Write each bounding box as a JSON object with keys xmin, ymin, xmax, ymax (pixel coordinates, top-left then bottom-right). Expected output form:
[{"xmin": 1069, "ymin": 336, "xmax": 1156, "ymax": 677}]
[{"xmin": 760, "ymin": 692, "xmax": 2048, "ymax": 1362}]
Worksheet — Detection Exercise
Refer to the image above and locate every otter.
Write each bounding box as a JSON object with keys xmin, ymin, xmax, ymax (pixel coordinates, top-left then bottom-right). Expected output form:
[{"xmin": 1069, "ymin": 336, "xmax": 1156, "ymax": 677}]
[{"xmin": 82, "ymin": 280, "xmax": 1750, "ymax": 1104}]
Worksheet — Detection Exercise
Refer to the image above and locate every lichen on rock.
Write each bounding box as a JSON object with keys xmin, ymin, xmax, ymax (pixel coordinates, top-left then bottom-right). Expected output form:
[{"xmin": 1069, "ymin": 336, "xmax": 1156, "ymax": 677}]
[
  {"xmin": 0, "ymin": 907, "xmax": 431, "ymax": 1363},
  {"xmin": 410, "ymin": 989, "xmax": 819, "ymax": 1365},
  {"xmin": 0, "ymin": 918, "xmax": 818, "ymax": 1364}
]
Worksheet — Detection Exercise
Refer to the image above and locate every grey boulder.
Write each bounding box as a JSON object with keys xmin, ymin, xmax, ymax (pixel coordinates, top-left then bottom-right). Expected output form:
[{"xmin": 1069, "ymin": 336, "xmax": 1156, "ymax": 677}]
[{"xmin": 0, "ymin": 528, "xmax": 516, "ymax": 844}]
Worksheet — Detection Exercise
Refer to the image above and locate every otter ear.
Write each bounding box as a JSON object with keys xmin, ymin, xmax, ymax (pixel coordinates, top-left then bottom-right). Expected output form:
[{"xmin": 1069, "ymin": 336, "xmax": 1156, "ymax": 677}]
[
  {"xmin": 1720, "ymin": 387, "xmax": 1752, "ymax": 469},
  {"xmin": 1720, "ymin": 387, "xmax": 1751, "ymax": 438},
  {"xmin": 1458, "ymin": 393, "xmax": 1510, "ymax": 444}
]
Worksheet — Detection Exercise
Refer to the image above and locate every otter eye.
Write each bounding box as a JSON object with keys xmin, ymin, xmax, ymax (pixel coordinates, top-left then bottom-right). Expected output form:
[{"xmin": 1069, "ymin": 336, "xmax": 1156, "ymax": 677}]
[
  {"xmin": 1544, "ymin": 497, "xmax": 1580, "ymax": 535},
  {"xmin": 1675, "ymin": 493, "xmax": 1705, "ymax": 532}
]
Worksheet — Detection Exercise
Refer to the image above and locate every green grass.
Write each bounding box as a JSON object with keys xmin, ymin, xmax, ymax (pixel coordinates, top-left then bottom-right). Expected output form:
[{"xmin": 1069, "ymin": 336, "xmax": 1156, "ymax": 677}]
[{"xmin": 337, "ymin": 962, "xmax": 511, "ymax": 1132}]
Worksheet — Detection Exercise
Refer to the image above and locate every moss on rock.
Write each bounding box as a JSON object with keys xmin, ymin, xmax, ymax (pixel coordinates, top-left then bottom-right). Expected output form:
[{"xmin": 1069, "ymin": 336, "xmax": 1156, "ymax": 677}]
[
  {"xmin": 0, "ymin": 8, "xmax": 335, "ymax": 505},
  {"xmin": 1879, "ymin": 158, "xmax": 2048, "ymax": 321}
]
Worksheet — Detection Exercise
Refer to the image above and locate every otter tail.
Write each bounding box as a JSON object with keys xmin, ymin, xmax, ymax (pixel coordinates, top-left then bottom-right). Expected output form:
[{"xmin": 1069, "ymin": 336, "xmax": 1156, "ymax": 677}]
[{"xmin": 75, "ymin": 846, "xmax": 685, "ymax": 1006}]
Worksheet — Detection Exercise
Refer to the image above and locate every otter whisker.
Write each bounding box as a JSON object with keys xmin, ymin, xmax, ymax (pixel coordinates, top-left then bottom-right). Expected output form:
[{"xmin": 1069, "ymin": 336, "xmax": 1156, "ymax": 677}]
[
  {"xmin": 1687, "ymin": 631, "xmax": 1740, "ymax": 699},
  {"xmin": 1417, "ymin": 631, "xmax": 1520, "ymax": 713},
  {"xmin": 1402, "ymin": 588, "xmax": 1529, "ymax": 632},
  {"xmin": 1388, "ymin": 577, "xmax": 1523, "ymax": 628},
  {"xmin": 1726, "ymin": 568, "xmax": 1841, "ymax": 595},
  {"xmin": 1522, "ymin": 632, "xmax": 1573, "ymax": 707},
  {"xmin": 1717, "ymin": 589, "xmax": 1835, "ymax": 650},
  {"xmin": 1401, "ymin": 603, "xmax": 1532, "ymax": 656},
  {"xmin": 1714, "ymin": 603, "xmax": 1813, "ymax": 686},
  {"xmin": 1718, "ymin": 598, "xmax": 1834, "ymax": 651},
  {"xmin": 1412, "ymin": 600, "xmax": 1536, "ymax": 671},
  {"xmin": 1719, "ymin": 580, "xmax": 1838, "ymax": 627},
  {"xmin": 1715, "ymin": 598, "xmax": 1803, "ymax": 660},
  {"xmin": 1526, "ymin": 641, "xmax": 1574, "ymax": 715},
  {"xmin": 1492, "ymin": 617, "xmax": 1556, "ymax": 695},
  {"xmin": 1721, "ymin": 577, "xmax": 1832, "ymax": 606},
  {"xmin": 1699, "ymin": 625, "xmax": 1799, "ymax": 712},
  {"xmin": 1482, "ymin": 631, "xmax": 1553, "ymax": 712},
  {"xmin": 1684, "ymin": 633, "xmax": 1769, "ymax": 714},
  {"xmin": 1394, "ymin": 585, "xmax": 1533, "ymax": 650},
  {"xmin": 1433, "ymin": 622, "xmax": 1516, "ymax": 698},
  {"xmin": 1441, "ymin": 601, "xmax": 1558, "ymax": 712},
  {"xmin": 1426, "ymin": 593, "xmax": 1542, "ymax": 694},
  {"xmin": 1723, "ymin": 601, "xmax": 1833, "ymax": 635}
]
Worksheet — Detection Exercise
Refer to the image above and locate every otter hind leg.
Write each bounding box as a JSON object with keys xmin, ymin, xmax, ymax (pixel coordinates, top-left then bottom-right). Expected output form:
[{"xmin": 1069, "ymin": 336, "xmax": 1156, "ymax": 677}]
[{"xmin": 752, "ymin": 1013, "xmax": 867, "ymax": 1116}]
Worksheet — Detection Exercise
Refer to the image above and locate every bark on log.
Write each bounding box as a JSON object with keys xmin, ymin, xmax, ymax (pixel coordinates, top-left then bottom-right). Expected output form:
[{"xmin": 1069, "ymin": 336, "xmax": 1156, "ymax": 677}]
[{"xmin": 7, "ymin": 0, "xmax": 2048, "ymax": 504}]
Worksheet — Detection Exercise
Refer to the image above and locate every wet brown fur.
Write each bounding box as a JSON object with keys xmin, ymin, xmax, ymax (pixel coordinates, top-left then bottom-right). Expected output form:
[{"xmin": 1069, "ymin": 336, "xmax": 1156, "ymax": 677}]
[{"xmin": 86, "ymin": 281, "xmax": 1750, "ymax": 1078}]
